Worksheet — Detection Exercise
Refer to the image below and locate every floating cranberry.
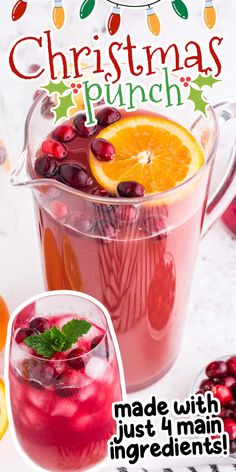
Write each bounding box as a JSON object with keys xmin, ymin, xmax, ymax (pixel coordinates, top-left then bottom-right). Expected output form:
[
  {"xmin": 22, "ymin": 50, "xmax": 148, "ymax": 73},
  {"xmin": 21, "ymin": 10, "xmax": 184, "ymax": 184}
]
[
  {"xmin": 52, "ymin": 352, "xmax": 66, "ymax": 375},
  {"xmin": 212, "ymin": 384, "xmax": 233, "ymax": 406},
  {"xmin": 224, "ymin": 418, "xmax": 236, "ymax": 440},
  {"xmin": 92, "ymin": 188, "xmax": 111, "ymax": 198},
  {"xmin": 97, "ymin": 107, "xmax": 121, "ymax": 126},
  {"xmin": 74, "ymin": 113, "xmax": 97, "ymax": 137},
  {"xmin": 31, "ymin": 361, "xmax": 57, "ymax": 387},
  {"xmin": 34, "ymin": 155, "xmax": 58, "ymax": 178},
  {"xmin": 48, "ymin": 200, "xmax": 69, "ymax": 220},
  {"xmin": 15, "ymin": 328, "xmax": 36, "ymax": 344},
  {"xmin": 42, "ymin": 139, "xmax": 67, "ymax": 160},
  {"xmin": 91, "ymin": 138, "xmax": 115, "ymax": 162},
  {"xmin": 56, "ymin": 369, "xmax": 80, "ymax": 397},
  {"xmin": 206, "ymin": 361, "xmax": 228, "ymax": 379},
  {"xmin": 222, "ymin": 376, "xmax": 236, "ymax": 389},
  {"xmin": 58, "ymin": 164, "xmax": 93, "ymax": 189},
  {"xmin": 91, "ymin": 334, "xmax": 109, "ymax": 359},
  {"xmin": 94, "ymin": 220, "xmax": 117, "ymax": 242},
  {"xmin": 29, "ymin": 317, "xmax": 51, "ymax": 333},
  {"xmin": 227, "ymin": 357, "xmax": 236, "ymax": 376},
  {"xmin": 53, "ymin": 124, "xmax": 76, "ymax": 143},
  {"xmin": 199, "ymin": 378, "xmax": 215, "ymax": 392},
  {"xmin": 115, "ymin": 205, "xmax": 138, "ymax": 223},
  {"xmin": 67, "ymin": 348, "xmax": 86, "ymax": 370},
  {"xmin": 143, "ymin": 215, "xmax": 168, "ymax": 240},
  {"xmin": 66, "ymin": 213, "xmax": 93, "ymax": 234},
  {"xmin": 117, "ymin": 181, "xmax": 145, "ymax": 198}
]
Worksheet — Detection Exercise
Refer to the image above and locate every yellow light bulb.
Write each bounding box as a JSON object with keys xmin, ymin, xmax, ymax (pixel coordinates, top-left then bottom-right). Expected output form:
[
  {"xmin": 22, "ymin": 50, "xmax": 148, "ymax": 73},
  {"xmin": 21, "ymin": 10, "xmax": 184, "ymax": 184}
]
[
  {"xmin": 204, "ymin": 0, "xmax": 216, "ymax": 29},
  {"xmin": 146, "ymin": 7, "xmax": 161, "ymax": 36},
  {"xmin": 52, "ymin": 0, "xmax": 65, "ymax": 30}
]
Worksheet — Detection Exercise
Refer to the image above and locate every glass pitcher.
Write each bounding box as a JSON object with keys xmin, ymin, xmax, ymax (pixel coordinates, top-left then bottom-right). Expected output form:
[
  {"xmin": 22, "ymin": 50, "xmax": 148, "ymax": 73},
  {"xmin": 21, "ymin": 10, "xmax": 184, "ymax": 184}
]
[{"xmin": 11, "ymin": 73, "xmax": 236, "ymax": 392}]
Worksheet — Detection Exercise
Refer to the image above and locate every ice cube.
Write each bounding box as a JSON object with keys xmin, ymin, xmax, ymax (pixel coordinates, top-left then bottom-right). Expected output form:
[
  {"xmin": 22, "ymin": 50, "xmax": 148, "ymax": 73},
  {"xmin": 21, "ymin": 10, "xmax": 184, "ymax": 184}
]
[
  {"xmin": 73, "ymin": 414, "xmax": 91, "ymax": 430},
  {"xmin": 27, "ymin": 388, "xmax": 54, "ymax": 413},
  {"xmin": 85, "ymin": 357, "xmax": 107, "ymax": 380},
  {"xmin": 79, "ymin": 384, "xmax": 95, "ymax": 402},
  {"xmin": 24, "ymin": 406, "xmax": 45, "ymax": 430},
  {"xmin": 51, "ymin": 398, "xmax": 78, "ymax": 417}
]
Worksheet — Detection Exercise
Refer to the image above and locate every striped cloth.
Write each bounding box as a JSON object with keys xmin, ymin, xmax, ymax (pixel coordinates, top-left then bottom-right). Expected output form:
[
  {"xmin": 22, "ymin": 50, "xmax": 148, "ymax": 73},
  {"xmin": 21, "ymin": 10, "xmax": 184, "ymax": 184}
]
[{"xmin": 114, "ymin": 466, "xmax": 236, "ymax": 472}]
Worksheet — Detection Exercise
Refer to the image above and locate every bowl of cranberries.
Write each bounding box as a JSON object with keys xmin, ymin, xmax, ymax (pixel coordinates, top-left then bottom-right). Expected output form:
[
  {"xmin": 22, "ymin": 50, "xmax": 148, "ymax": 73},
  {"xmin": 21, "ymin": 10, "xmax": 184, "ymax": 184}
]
[{"xmin": 194, "ymin": 355, "xmax": 236, "ymax": 457}]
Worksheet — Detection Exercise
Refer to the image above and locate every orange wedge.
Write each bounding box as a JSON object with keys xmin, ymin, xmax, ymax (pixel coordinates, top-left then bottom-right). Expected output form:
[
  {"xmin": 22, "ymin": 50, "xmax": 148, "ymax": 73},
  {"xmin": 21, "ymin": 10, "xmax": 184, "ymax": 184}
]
[
  {"xmin": 0, "ymin": 379, "xmax": 8, "ymax": 439},
  {"xmin": 89, "ymin": 115, "xmax": 204, "ymax": 194},
  {"xmin": 0, "ymin": 296, "xmax": 9, "ymax": 352}
]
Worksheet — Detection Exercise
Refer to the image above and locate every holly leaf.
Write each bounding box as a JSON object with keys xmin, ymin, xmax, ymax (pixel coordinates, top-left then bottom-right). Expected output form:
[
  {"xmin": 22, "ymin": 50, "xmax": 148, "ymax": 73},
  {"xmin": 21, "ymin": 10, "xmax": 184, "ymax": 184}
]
[
  {"xmin": 191, "ymin": 74, "xmax": 221, "ymax": 89},
  {"xmin": 41, "ymin": 80, "xmax": 71, "ymax": 96},
  {"xmin": 52, "ymin": 92, "xmax": 75, "ymax": 122},
  {"xmin": 187, "ymin": 86, "xmax": 209, "ymax": 116}
]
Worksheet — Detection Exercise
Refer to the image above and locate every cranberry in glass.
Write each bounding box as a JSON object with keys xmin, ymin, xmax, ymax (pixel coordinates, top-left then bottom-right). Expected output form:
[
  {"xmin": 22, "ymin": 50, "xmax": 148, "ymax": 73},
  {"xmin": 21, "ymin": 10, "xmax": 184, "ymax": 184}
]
[
  {"xmin": 48, "ymin": 200, "xmax": 69, "ymax": 220},
  {"xmin": 211, "ymin": 384, "xmax": 233, "ymax": 405},
  {"xmin": 29, "ymin": 317, "xmax": 51, "ymax": 333},
  {"xmin": 58, "ymin": 164, "xmax": 93, "ymax": 189},
  {"xmin": 91, "ymin": 335, "xmax": 109, "ymax": 359},
  {"xmin": 42, "ymin": 139, "xmax": 67, "ymax": 160},
  {"xmin": 34, "ymin": 155, "xmax": 58, "ymax": 178},
  {"xmin": 143, "ymin": 215, "xmax": 168, "ymax": 239},
  {"xmin": 74, "ymin": 113, "xmax": 97, "ymax": 137},
  {"xmin": 206, "ymin": 361, "xmax": 227, "ymax": 379},
  {"xmin": 117, "ymin": 181, "xmax": 145, "ymax": 198},
  {"xmin": 97, "ymin": 107, "xmax": 121, "ymax": 126},
  {"xmin": 56, "ymin": 369, "xmax": 80, "ymax": 397},
  {"xmin": 91, "ymin": 138, "xmax": 115, "ymax": 162},
  {"xmin": 227, "ymin": 356, "xmax": 236, "ymax": 376},
  {"xmin": 115, "ymin": 205, "xmax": 138, "ymax": 223},
  {"xmin": 15, "ymin": 328, "xmax": 36, "ymax": 344},
  {"xmin": 224, "ymin": 418, "xmax": 236, "ymax": 440},
  {"xmin": 31, "ymin": 362, "xmax": 57, "ymax": 387},
  {"xmin": 66, "ymin": 214, "xmax": 93, "ymax": 234},
  {"xmin": 67, "ymin": 348, "xmax": 86, "ymax": 370},
  {"xmin": 92, "ymin": 188, "xmax": 111, "ymax": 198},
  {"xmin": 53, "ymin": 124, "xmax": 76, "ymax": 143}
]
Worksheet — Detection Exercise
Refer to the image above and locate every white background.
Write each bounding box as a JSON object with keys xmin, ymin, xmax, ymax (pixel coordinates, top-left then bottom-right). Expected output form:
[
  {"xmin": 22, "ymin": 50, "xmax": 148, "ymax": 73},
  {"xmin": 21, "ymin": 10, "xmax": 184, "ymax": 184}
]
[{"xmin": 0, "ymin": 0, "xmax": 236, "ymax": 470}]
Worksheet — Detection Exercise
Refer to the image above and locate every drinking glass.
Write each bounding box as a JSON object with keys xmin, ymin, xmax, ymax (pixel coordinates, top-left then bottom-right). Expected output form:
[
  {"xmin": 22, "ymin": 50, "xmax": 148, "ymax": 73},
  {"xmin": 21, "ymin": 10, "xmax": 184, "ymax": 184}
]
[
  {"xmin": 11, "ymin": 68, "xmax": 236, "ymax": 392},
  {"xmin": 5, "ymin": 291, "xmax": 124, "ymax": 471}
]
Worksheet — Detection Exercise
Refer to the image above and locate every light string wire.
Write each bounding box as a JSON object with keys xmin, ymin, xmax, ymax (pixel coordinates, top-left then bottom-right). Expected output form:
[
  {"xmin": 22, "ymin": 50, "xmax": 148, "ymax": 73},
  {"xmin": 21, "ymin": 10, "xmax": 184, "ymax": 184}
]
[{"xmin": 106, "ymin": 0, "xmax": 161, "ymax": 7}]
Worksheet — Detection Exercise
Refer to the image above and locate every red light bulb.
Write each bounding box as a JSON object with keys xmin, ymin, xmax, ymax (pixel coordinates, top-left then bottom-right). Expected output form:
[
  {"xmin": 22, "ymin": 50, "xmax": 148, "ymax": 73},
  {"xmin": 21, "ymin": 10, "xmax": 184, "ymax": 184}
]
[
  {"xmin": 108, "ymin": 6, "xmax": 121, "ymax": 35},
  {"xmin": 12, "ymin": 0, "xmax": 28, "ymax": 21}
]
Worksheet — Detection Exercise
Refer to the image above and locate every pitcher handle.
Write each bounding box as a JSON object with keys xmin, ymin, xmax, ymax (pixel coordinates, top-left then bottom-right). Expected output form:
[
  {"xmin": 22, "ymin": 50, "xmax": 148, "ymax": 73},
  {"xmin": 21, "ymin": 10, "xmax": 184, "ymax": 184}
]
[{"xmin": 202, "ymin": 100, "xmax": 236, "ymax": 236}]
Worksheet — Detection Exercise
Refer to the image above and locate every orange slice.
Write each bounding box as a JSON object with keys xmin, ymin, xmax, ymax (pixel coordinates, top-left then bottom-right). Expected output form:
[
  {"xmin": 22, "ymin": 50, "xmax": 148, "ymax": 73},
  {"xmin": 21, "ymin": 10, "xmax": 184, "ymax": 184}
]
[
  {"xmin": 0, "ymin": 379, "xmax": 8, "ymax": 440},
  {"xmin": 62, "ymin": 238, "xmax": 84, "ymax": 291},
  {"xmin": 0, "ymin": 297, "xmax": 9, "ymax": 352},
  {"xmin": 89, "ymin": 115, "xmax": 204, "ymax": 194}
]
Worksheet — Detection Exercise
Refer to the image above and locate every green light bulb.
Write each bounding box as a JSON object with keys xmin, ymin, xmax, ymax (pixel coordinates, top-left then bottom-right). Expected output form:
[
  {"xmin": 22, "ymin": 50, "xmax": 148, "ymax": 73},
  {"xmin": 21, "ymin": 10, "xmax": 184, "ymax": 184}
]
[
  {"xmin": 172, "ymin": 0, "xmax": 189, "ymax": 19},
  {"xmin": 80, "ymin": 0, "xmax": 96, "ymax": 19}
]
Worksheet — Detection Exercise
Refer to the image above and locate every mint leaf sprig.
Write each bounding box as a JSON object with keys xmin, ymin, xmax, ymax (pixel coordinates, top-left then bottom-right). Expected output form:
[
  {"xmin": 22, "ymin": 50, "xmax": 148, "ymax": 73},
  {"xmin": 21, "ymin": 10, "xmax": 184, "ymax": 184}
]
[{"xmin": 24, "ymin": 319, "xmax": 92, "ymax": 359}]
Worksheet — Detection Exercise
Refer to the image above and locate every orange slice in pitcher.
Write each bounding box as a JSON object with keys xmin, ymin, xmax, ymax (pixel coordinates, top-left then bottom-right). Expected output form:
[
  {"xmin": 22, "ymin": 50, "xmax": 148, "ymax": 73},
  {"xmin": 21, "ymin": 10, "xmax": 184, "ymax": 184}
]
[
  {"xmin": 89, "ymin": 115, "xmax": 204, "ymax": 194},
  {"xmin": 0, "ymin": 297, "xmax": 9, "ymax": 352},
  {"xmin": 0, "ymin": 379, "xmax": 8, "ymax": 440}
]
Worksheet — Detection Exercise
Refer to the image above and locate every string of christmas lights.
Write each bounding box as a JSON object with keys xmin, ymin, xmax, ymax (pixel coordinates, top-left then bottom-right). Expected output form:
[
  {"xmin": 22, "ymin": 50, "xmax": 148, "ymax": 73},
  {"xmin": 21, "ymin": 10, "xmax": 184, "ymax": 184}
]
[{"xmin": 11, "ymin": 0, "xmax": 217, "ymax": 33}]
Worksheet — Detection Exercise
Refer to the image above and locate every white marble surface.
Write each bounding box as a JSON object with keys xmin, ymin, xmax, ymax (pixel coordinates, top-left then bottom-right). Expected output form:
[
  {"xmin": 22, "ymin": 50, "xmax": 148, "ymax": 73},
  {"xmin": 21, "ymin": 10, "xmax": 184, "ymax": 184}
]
[{"xmin": 0, "ymin": 0, "xmax": 236, "ymax": 471}]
